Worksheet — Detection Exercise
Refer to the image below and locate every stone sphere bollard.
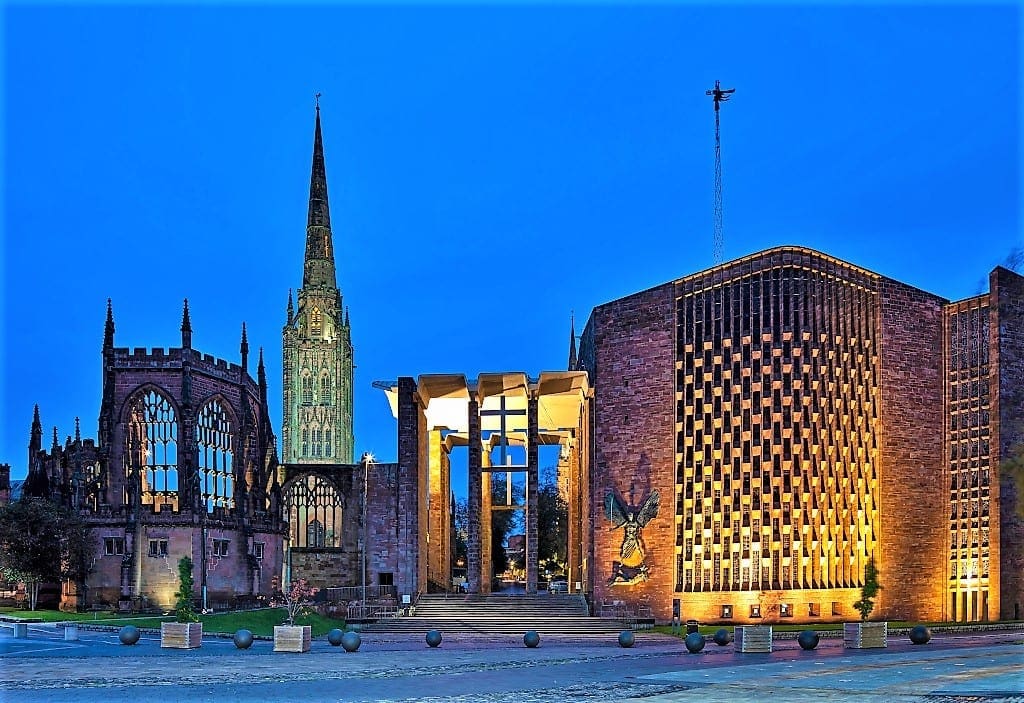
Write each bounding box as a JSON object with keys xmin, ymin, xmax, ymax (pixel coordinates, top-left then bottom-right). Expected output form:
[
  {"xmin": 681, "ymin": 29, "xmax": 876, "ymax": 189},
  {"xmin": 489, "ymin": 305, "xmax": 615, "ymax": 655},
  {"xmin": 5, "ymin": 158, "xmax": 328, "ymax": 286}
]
[
  {"xmin": 341, "ymin": 630, "xmax": 361, "ymax": 652},
  {"xmin": 118, "ymin": 625, "xmax": 140, "ymax": 645},
  {"xmin": 797, "ymin": 630, "xmax": 820, "ymax": 650},
  {"xmin": 684, "ymin": 632, "xmax": 706, "ymax": 653},
  {"xmin": 233, "ymin": 629, "xmax": 254, "ymax": 649},
  {"xmin": 618, "ymin": 630, "xmax": 635, "ymax": 648},
  {"xmin": 426, "ymin": 629, "xmax": 442, "ymax": 647},
  {"xmin": 712, "ymin": 628, "xmax": 731, "ymax": 646},
  {"xmin": 909, "ymin": 625, "xmax": 932, "ymax": 645},
  {"xmin": 327, "ymin": 628, "xmax": 345, "ymax": 646},
  {"xmin": 523, "ymin": 630, "xmax": 541, "ymax": 648}
]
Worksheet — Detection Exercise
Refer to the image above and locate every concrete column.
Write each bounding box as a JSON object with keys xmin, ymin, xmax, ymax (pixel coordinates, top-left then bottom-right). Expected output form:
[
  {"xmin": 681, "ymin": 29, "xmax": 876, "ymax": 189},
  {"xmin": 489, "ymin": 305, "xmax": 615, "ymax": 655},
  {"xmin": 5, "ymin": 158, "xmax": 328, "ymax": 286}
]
[
  {"xmin": 480, "ymin": 450, "xmax": 493, "ymax": 593},
  {"xmin": 566, "ymin": 436, "xmax": 580, "ymax": 594},
  {"xmin": 467, "ymin": 398, "xmax": 482, "ymax": 594},
  {"xmin": 427, "ymin": 431, "xmax": 446, "ymax": 588},
  {"xmin": 526, "ymin": 394, "xmax": 539, "ymax": 594}
]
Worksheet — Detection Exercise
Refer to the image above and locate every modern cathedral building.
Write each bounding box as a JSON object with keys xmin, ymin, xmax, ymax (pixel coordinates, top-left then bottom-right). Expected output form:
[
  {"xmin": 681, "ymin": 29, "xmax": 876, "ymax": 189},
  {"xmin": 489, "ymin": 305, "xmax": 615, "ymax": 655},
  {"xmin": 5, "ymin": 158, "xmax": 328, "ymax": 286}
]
[
  {"xmin": 578, "ymin": 247, "xmax": 1023, "ymax": 623},
  {"xmin": 5, "ymin": 107, "xmax": 1021, "ymax": 624}
]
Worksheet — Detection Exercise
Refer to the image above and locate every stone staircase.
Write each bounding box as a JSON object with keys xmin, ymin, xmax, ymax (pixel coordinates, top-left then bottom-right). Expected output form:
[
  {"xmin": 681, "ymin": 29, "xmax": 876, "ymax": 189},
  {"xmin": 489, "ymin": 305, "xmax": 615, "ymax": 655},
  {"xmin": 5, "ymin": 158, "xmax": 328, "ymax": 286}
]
[{"xmin": 359, "ymin": 593, "xmax": 628, "ymax": 635}]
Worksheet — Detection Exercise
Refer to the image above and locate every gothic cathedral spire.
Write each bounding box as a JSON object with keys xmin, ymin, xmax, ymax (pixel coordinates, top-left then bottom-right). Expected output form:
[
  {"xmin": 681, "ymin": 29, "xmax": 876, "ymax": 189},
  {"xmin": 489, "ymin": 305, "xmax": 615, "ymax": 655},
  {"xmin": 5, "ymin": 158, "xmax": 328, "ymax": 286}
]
[
  {"xmin": 303, "ymin": 102, "xmax": 337, "ymax": 289},
  {"xmin": 282, "ymin": 100, "xmax": 355, "ymax": 464},
  {"xmin": 568, "ymin": 313, "xmax": 578, "ymax": 371}
]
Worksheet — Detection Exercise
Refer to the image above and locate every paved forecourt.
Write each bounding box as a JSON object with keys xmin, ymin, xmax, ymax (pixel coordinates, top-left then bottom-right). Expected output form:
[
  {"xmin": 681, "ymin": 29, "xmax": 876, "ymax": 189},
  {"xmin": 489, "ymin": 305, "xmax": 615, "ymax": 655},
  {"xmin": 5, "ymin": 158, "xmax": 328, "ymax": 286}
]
[{"xmin": 0, "ymin": 623, "xmax": 1021, "ymax": 703}]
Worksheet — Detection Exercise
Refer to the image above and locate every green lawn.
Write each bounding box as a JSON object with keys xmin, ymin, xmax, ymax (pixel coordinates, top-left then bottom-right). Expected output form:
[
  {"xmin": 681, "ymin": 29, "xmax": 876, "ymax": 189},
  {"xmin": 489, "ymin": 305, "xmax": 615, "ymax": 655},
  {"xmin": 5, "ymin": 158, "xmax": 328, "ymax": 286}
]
[{"xmin": 0, "ymin": 607, "xmax": 342, "ymax": 637}]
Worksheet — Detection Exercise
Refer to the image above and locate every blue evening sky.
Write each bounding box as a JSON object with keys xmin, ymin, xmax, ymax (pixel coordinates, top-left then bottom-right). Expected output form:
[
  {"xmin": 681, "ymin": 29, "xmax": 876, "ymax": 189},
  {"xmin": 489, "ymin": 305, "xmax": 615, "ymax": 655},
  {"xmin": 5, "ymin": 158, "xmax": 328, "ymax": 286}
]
[{"xmin": 2, "ymin": 3, "xmax": 1019, "ymax": 478}]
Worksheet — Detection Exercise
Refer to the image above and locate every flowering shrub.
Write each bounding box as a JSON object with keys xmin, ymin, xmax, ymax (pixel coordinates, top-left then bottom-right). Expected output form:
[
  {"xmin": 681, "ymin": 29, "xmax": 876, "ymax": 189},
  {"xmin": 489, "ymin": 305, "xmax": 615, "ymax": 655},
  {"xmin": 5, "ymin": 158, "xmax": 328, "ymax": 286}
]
[{"xmin": 272, "ymin": 579, "xmax": 317, "ymax": 625}]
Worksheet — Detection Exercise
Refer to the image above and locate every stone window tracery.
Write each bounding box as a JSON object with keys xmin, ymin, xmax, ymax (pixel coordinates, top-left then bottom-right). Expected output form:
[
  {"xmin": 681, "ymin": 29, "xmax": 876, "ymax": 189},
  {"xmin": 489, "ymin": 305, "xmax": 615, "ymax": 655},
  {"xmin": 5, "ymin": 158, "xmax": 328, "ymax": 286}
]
[
  {"xmin": 125, "ymin": 389, "xmax": 178, "ymax": 509},
  {"xmin": 197, "ymin": 399, "xmax": 234, "ymax": 512},
  {"xmin": 285, "ymin": 474, "xmax": 343, "ymax": 548}
]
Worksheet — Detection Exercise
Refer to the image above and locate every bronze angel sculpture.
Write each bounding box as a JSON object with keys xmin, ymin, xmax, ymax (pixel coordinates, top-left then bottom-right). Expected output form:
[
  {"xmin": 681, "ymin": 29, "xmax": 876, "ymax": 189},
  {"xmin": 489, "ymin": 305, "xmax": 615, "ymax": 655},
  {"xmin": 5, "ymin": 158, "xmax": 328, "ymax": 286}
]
[{"xmin": 604, "ymin": 490, "xmax": 659, "ymax": 585}]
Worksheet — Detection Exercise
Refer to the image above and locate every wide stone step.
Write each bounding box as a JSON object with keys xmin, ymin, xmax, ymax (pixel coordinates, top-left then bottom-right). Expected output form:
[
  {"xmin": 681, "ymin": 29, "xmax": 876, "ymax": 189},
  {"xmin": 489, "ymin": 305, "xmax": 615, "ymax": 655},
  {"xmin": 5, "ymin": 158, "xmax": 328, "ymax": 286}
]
[
  {"xmin": 415, "ymin": 606, "xmax": 588, "ymax": 615},
  {"xmin": 414, "ymin": 595, "xmax": 589, "ymax": 618},
  {"xmin": 361, "ymin": 617, "xmax": 627, "ymax": 635},
  {"xmin": 361, "ymin": 593, "xmax": 619, "ymax": 635}
]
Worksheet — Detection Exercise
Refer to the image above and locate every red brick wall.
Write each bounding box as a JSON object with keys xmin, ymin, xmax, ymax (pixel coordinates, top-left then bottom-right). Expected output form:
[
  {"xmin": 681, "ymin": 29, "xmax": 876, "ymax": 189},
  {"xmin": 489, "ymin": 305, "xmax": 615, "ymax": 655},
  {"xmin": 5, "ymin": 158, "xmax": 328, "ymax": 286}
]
[
  {"xmin": 878, "ymin": 278, "xmax": 947, "ymax": 620},
  {"xmin": 584, "ymin": 282, "xmax": 676, "ymax": 620},
  {"xmin": 991, "ymin": 266, "xmax": 1024, "ymax": 619}
]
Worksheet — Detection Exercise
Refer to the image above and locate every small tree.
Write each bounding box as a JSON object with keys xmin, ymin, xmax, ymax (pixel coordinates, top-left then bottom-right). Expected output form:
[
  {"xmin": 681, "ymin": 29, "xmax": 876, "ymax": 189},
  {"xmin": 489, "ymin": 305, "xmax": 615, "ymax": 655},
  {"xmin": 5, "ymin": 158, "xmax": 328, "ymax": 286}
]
[
  {"xmin": 853, "ymin": 557, "xmax": 882, "ymax": 621},
  {"xmin": 275, "ymin": 579, "xmax": 315, "ymax": 625},
  {"xmin": 174, "ymin": 557, "xmax": 198, "ymax": 623},
  {"xmin": 0, "ymin": 498, "xmax": 95, "ymax": 610},
  {"xmin": 537, "ymin": 479, "xmax": 568, "ymax": 570}
]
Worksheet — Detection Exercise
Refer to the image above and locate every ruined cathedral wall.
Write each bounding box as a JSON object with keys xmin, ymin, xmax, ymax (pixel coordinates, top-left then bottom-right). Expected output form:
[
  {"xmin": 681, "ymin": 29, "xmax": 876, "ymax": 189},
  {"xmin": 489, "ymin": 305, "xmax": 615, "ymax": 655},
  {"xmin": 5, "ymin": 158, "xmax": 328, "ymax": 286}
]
[
  {"xmin": 587, "ymin": 282, "xmax": 677, "ymax": 621},
  {"xmin": 97, "ymin": 348, "xmax": 281, "ymax": 607},
  {"xmin": 366, "ymin": 462, "xmax": 402, "ymax": 593}
]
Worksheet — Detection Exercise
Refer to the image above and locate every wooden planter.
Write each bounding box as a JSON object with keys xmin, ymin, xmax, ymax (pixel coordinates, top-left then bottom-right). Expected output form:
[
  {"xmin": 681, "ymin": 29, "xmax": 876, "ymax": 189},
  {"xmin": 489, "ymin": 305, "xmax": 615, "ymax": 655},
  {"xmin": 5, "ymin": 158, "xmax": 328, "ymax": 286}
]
[
  {"xmin": 734, "ymin": 625, "xmax": 772, "ymax": 653},
  {"xmin": 274, "ymin": 625, "xmax": 312, "ymax": 653},
  {"xmin": 160, "ymin": 621, "xmax": 203, "ymax": 649},
  {"xmin": 844, "ymin": 621, "xmax": 887, "ymax": 649}
]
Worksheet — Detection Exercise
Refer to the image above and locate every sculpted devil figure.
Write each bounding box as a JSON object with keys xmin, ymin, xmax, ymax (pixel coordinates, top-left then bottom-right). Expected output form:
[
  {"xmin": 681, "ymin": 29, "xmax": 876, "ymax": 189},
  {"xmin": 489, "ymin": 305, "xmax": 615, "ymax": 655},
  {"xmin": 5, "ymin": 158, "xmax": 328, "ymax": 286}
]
[{"xmin": 604, "ymin": 490, "xmax": 659, "ymax": 586}]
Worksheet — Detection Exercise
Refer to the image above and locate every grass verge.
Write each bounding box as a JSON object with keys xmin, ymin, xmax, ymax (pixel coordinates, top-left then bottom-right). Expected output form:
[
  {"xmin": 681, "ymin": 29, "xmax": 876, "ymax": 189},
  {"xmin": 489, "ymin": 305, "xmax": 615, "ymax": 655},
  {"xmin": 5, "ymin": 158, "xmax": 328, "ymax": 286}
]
[{"xmin": 0, "ymin": 606, "xmax": 342, "ymax": 637}]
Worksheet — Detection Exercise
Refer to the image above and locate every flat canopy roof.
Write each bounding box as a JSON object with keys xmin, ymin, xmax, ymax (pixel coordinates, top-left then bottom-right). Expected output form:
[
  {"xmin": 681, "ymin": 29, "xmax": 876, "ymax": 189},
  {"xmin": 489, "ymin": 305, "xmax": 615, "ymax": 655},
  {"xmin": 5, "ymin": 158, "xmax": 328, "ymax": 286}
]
[{"xmin": 375, "ymin": 372, "xmax": 590, "ymax": 435}]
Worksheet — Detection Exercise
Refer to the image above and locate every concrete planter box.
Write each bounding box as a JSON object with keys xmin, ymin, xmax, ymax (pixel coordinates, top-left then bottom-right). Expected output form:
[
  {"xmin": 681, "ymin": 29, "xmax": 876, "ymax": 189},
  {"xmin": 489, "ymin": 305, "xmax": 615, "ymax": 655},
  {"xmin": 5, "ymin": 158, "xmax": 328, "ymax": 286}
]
[
  {"xmin": 844, "ymin": 621, "xmax": 887, "ymax": 649},
  {"xmin": 161, "ymin": 621, "xmax": 203, "ymax": 649},
  {"xmin": 274, "ymin": 625, "xmax": 312, "ymax": 653},
  {"xmin": 734, "ymin": 625, "xmax": 772, "ymax": 653}
]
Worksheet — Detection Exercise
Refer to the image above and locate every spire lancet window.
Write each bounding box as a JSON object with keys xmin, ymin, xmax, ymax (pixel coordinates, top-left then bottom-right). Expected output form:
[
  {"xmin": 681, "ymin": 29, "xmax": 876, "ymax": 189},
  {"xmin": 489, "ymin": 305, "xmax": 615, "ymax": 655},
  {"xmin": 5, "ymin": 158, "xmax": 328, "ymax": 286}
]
[{"xmin": 311, "ymin": 307, "xmax": 322, "ymax": 338}]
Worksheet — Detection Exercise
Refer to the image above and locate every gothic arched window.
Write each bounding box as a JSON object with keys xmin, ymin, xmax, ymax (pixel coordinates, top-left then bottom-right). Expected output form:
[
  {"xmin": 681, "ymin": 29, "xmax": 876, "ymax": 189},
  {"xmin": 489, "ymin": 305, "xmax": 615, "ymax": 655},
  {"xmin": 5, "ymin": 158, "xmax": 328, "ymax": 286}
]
[
  {"xmin": 125, "ymin": 389, "xmax": 178, "ymax": 510},
  {"xmin": 310, "ymin": 307, "xmax": 322, "ymax": 338},
  {"xmin": 302, "ymin": 374, "xmax": 314, "ymax": 405},
  {"xmin": 197, "ymin": 399, "xmax": 234, "ymax": 512},
  {"xmin": 284, "ymin": 474, "xmax": 343, "ymax": 548},
  {"xmin": 320, "ymin": 375, "xmax": 331, "ymax": 405}
]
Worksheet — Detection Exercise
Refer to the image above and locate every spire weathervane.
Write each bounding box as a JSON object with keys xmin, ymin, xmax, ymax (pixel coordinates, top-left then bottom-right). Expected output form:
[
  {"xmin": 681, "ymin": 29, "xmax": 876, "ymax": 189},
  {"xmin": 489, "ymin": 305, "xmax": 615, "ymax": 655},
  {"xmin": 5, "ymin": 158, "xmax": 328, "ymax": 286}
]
[{"xmin": 315, "ymin": 92, "xmax": 321, "ymax": 110}]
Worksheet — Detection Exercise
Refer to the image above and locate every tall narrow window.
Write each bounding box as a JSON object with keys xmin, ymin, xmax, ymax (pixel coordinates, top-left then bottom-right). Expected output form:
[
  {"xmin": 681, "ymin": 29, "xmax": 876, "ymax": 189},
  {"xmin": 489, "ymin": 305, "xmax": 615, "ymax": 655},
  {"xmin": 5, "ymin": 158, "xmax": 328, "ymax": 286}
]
[
  {"xmin": 197, "ymin": 399, "xmax": 234, "ymax": 512},
  {"xmin": 310, "ymin": 307, "xmax": 322, "ymax": 338},
  {"xmin": 125, "ymin": 389, "xmax": 178, "ymax": 508},
  {"xmin": 302, "ymin": 374, "xmax": 314, "ymax": 405},
  {"xmin": 320, "ymin": 375, "xmax": 332, "ymax": 405}
]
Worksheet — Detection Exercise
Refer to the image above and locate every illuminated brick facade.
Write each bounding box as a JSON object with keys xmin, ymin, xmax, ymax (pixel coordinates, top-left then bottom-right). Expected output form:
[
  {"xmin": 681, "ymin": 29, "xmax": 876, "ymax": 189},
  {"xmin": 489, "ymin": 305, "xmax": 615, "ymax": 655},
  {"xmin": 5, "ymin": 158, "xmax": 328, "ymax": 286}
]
[
  {"xmin": 581, "ymin": 246, "xmax": 1023, "ymax": 624},
  {"xmin": 944, "ymin": 295, "xmax": 996, "ymax": 621}
]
